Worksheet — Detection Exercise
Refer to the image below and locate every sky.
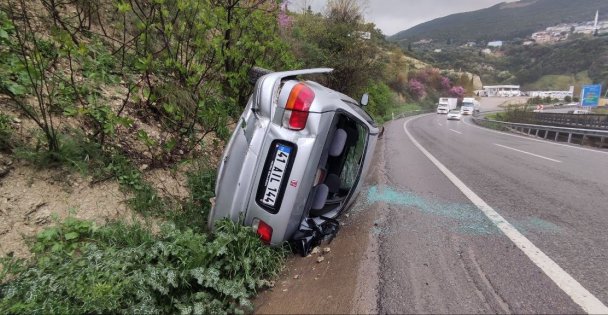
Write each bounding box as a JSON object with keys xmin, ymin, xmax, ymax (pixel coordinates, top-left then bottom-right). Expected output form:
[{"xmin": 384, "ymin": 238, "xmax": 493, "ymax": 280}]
[{"xmin": 288, "ymin": 0, "xmax": 515, "ymax": 36}]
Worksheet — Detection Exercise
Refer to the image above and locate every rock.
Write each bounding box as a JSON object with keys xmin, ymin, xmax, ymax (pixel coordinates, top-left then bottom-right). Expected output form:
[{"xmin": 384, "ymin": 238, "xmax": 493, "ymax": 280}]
[
  {"xmin": 293, "ymin": 274, "xmax": 300, "ymax": 279},
  {"xmin": 345, "ymin": 214, "xmax": 350, "ymax": 218},
  {"xmin": 12, "ymin": 117, "xmax": 21, "ymax": 123},
  {"xmin": 35, "ymin": 215, "xmax": 50, "ymax": 225},
  {"xmin": 139, "ymin": 164, "xmax": 149, "ymax": 171},
  {"xmin": 0, "ymin": 167, "xmax": 10, "ymax": 178},
  {"xmin": 323, "ymin": 247, "xmax": 331, "ymax": 254},
  {"xmin": 316, "ymin": 256, "xmax": 325, "ymax": 263},
  {"xmin": 4, "ymin": 159, "xmax": 13, "ymax": 166},
  {"xmin": 282, "ymin": 289, "xmax": 288, "ymax": 292},
  {"xmin": 178, "ymin": 150, "xmax": 184, "ymax": 155},
  {"xmin": 24, "ymin": 202, "xmax": 46, "ymax": 218},
  {"xmin": 311, "ymin": 246, "xmax": 320, "ymax": 254}
]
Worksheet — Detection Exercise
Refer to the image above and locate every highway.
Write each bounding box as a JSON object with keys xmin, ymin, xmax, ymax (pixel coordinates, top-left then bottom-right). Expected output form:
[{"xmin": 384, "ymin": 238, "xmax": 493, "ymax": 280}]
[
  {"xmin": 254, "ymin": 98, "xmax": 608, "ymax": 314},
  {"xmin": 374, "ymin": 107, "xmax": 608, "ymax": 313}
]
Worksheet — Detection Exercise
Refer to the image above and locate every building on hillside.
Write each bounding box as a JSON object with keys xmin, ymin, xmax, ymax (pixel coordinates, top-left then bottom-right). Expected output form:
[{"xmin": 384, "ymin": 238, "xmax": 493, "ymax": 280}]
[
  {"xmin": 482, "ymin": 85, "xmax": 521, "ymax": 97},
  {"xmin": 528, "ymin": 86, "xmax": 574, "ymax": 100},
  {"xmin": 531, "ymin": 31, "xmax": 568, "ymax": 44},
  {"xmin": 487, "ymin": 41, "xmax": 503, "ymax": 48}
]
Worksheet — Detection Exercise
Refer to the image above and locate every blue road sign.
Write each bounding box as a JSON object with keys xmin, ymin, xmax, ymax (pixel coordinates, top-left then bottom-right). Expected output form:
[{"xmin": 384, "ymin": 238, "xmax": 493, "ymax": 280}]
[{"xmin": 581, "ymin": 84, "xmax": 602, "ymax": 107}]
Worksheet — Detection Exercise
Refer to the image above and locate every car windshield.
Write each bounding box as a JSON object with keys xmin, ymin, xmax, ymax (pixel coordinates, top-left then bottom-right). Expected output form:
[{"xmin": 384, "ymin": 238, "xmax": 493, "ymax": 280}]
[{"xmin": 449, "ymin": 110, "xmax": 460, "ymax": 113}]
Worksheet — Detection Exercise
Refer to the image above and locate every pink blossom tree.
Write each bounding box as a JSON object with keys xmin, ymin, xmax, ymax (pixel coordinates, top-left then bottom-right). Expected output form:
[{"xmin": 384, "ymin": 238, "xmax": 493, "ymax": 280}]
[
  {"xmin": 278, "ymin": 0, "xmax": 293, "ymax": 29},
  {"xmin": 448, "ymin": 86, "xmax": 465, "ymax": 99},
  {"xmin": 408, "ymin": 79, "xmax": 426, "ymax": 99},
  {"xmin": 440, "ymin": 76, "xmax": 451, "ymax": 91}
]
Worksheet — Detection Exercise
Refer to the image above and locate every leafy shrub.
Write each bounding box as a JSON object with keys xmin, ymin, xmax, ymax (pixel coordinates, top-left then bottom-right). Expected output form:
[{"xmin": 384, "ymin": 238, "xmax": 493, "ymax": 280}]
[
  {"xmin": 0, "ymin": 218, "xmax": 284, "ymax": 314},
  {"xmin": 366, "ymin": 82, "xmax": 396, "ymax": 122},
  {"xmin": 0, "ymin": 112, "xmax": 14, "ymax": 152}
]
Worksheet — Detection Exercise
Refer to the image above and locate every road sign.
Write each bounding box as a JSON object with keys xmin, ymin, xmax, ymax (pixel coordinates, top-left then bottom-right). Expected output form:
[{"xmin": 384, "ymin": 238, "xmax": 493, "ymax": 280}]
[{"xmin": 580, "ymin": 84, "xmax": 602, "ymax": 107}]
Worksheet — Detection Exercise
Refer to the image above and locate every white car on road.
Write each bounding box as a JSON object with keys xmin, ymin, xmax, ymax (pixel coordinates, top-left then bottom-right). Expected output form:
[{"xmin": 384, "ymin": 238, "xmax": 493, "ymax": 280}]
[{"xmin": 447, "ymin": 109, "xmax": 462, "ymax": 120}]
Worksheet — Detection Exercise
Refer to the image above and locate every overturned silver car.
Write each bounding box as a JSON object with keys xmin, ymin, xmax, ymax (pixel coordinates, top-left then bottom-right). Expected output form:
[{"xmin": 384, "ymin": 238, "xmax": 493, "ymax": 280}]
[{"xmin": 208, "ymin": 68, "xmax": 379, "ymax": 255}]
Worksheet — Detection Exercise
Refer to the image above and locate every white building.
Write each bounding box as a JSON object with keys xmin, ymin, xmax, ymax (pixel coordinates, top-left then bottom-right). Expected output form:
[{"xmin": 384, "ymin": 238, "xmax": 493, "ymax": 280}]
[
  {"xmin": 487, "ymin": 41, "xmax": 503, "ymax": 48},
  {"xmin": 482, "ymin": 85, "xmax": 521, "ymax": 97},
  {"xmin": 528, "ymin": 86, "xmax": 574, "ymax": 100}
]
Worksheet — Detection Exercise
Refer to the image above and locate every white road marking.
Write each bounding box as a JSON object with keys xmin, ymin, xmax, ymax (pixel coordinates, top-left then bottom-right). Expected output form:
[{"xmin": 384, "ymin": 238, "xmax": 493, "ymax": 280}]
[
  {"xmin": 403, "ymin": 118, "xmax": 608, "ymax": 314},
  {"xmin": 494, "ymin": 143, "xmax": 562, "ymax": 163},
  {"xmin": 461, "ymin": 117, "xmax": 608, "ymax": 156},
  {"xmin": 449, "ymin": 129, "xmax": 462, "ymax": 134}
]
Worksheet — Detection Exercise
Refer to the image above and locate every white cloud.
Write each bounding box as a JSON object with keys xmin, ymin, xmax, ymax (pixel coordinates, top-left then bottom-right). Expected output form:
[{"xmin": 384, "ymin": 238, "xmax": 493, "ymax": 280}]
[{"xmin": 288, "ymin": 0, "xmax": 514, "ymax": 36}]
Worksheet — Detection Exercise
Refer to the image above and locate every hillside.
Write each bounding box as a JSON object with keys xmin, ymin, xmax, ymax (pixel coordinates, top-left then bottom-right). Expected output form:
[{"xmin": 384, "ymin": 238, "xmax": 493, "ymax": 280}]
[
  {"xmin": 389, "ymin": 0, "xmax": 608, "ymax": 43},
  {"xmin": 408, "ymin": 35, "xmax": 608, "ymax": 90}
]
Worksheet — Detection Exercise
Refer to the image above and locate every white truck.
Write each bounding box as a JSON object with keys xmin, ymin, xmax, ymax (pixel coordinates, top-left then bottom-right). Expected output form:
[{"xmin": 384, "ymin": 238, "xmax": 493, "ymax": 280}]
[
  {"xmin": 436, "ymin": 97, "xmax": 458, "ymax": 114},
  {"xmin": 461, "ymin": 97, "xmax": 480, "ymax": 115}
]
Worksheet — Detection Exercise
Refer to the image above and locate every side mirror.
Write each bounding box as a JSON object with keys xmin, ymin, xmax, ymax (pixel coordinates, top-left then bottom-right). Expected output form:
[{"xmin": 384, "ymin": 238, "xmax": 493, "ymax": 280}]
[{"xmin": 360, "ymin": 93, "xmax": 369, "ymax": 106}]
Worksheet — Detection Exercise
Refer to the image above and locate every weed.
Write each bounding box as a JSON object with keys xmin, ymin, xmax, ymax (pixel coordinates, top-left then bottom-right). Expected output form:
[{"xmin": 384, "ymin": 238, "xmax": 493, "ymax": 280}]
[
  {"xmin": 0, "ymin": 112, "xmax": 14, "ymax": 152},
  {"xmin": 0, "ymin": 218, "xmax": 285, "ymax": 314},
  {"xmin": 102, "ymin": 153, "xmax": 168, "ymax": 216},
  {"xmin": 13, "ymin": 131, "xmax": 105, "ymax": 173}
]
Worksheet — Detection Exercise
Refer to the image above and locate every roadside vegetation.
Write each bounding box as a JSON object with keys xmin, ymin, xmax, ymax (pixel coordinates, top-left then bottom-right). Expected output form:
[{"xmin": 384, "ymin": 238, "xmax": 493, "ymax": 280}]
[{"xmin": 0, "ymin": 0, "xmax": 458, "ymax": 312}]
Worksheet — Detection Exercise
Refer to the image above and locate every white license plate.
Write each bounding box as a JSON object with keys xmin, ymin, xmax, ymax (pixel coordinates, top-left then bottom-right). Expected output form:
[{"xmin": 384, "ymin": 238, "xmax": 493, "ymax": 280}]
[{"xmin": 261, "ymin": 144, "xmax": 292, "ymax": 207}]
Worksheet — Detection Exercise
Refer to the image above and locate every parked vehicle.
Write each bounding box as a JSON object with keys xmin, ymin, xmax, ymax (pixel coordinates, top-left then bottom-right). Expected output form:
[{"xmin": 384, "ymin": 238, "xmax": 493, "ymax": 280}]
[
  {"xmin": 461, "ymin": 97, "xmax": 480, "ymax": 115},
  {"xmin": 436, "ymin": 97, "xmax": 458, "ymax": 114},
  {"xmin": 208, "ymin": 68, "xmax": 380, "ymax": 255},
  {"xmin": 446, "ymin": 109, "xmax": 462, "ymax": 120}
]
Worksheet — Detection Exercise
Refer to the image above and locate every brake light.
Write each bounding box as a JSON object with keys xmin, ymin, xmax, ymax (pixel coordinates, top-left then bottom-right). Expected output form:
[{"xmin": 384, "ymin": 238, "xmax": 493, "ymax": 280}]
[
  {"xmin": 252, "ymin": 218, "xmax": 273, "ymax": 244},
  {"xmin": 284, "ymin": 83, "xmax": 315, "ymax": 130}
]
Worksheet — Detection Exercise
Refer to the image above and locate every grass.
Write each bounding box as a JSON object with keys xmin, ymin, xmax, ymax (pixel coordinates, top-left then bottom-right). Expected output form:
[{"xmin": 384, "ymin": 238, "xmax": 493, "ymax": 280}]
[
  {"xmin": 0, "ymin": 217, "xmax": 285, "ymax": 314},
  {"xmin": 0, "ymin": 112, "xmax": 14, "ymax": 152},
  {"xmin": 523, "ymin": 71, "xmax": 592, "ymax": 91},
  {"xmin": 382, "ymin": 103, "xmax": 423, "ymax": 122}
]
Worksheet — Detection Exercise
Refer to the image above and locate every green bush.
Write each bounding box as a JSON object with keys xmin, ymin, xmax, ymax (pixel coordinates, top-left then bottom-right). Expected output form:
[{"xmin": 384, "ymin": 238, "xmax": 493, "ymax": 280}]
[
  {"xmin": 0, "ymin": 112, "xmax": 14, "ymax": 152},
  {"xmin": 0, "ymin": 218, "xmax": 284, "ymax": 314}
]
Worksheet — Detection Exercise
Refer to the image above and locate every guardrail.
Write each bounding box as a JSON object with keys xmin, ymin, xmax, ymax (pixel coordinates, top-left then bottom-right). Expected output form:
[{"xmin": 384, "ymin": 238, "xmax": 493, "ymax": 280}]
[
  {"xmin": 498, "ymin": 111, "xmax": 608, "ymax": 130},
  {"xmin": 392, "ymin": 109, "xmax": 434, "ymax": 120},
  {"xmin": 472, "ymin": 117, "xmax": 608, "ymax": 148}
]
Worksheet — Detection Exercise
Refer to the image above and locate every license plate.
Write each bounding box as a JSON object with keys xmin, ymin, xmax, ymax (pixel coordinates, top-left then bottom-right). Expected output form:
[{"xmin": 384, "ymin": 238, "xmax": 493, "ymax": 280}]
[{"xmin": 261, "ymin": 144, "xmax": 292, "ymax": 208}]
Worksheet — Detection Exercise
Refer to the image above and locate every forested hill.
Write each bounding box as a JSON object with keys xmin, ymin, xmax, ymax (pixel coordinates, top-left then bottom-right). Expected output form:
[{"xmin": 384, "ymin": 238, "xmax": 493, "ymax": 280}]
[{"xmin": 389, "ymin": 0, "xmax": 608, "ymax": 43}]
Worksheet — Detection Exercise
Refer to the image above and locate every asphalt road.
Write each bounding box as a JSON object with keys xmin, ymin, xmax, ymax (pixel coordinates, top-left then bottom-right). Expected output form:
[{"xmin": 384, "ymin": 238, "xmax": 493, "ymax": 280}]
[{"xmin": 374, "ymin": 109, "xmax": 608, "ymax": 313}]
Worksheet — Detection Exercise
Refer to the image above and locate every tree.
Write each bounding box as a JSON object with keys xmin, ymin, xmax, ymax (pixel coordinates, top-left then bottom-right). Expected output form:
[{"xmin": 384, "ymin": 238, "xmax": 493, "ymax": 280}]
[
  {"xmin": 288, "ymin": 0, "xmax": 381, "ymax": 96},
  {"xmin": 0, "ymin": 2, "xmax": 61, "ymax": 154}
]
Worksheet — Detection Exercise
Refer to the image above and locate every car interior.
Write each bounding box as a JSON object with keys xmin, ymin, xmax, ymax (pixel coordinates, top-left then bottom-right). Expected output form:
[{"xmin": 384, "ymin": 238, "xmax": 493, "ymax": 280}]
[{"xmin": 309, "ymin": 114, "xmax": 366, "ymax": 218}]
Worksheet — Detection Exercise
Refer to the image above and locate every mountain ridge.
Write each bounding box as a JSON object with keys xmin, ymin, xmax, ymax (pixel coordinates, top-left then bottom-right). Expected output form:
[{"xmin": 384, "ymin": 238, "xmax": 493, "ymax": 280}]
[{"xmin": 389, "ymin": 0, "xmax": 608, "ymax": 43}]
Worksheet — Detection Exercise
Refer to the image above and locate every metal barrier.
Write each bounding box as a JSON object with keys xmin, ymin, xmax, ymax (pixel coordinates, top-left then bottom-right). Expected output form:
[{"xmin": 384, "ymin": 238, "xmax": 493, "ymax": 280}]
[
  {"xmin": 501, "ymin": 112, "xmax": 608, "ymax": 130},
  {"xmin": 472, "ymin": 117, "xmax": 608, "ymax": 148},
  {"xmin": 392, "ymin": 109, "xmax": 434, "ymax": 120}
]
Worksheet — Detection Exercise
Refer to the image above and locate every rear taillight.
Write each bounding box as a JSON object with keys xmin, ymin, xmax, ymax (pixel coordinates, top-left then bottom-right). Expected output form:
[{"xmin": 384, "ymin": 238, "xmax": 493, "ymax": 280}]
[
  {"xmin": 252, "ymin": 218, "xmax": 273, "ymax": 244},
  {"xmin": 283, "ymin": 83, "xmax": 315, "ymax": 130}
]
